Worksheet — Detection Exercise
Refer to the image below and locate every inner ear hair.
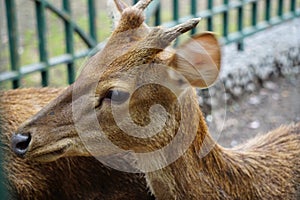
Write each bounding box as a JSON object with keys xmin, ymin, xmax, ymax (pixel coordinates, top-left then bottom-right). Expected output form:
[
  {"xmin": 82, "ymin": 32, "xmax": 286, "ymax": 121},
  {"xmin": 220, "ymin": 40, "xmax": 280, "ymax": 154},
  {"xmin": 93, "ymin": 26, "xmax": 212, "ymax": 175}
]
[{"xmin": 173, "ymin": 32, "xmax": 221, "ymax": 88}]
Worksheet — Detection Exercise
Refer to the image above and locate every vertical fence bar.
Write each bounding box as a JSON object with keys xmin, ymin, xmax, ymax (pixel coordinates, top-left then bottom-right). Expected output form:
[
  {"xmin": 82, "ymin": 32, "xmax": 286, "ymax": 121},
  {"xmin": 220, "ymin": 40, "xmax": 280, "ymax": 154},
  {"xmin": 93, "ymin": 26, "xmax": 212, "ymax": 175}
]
[
  {"xmin": 88, "ymin": 0, "xmax": 97, "ymax": 42},
  {"xmin": 237, "ymin": 0, "xmax": 244, "ymax": 51},
  {"xmin": 251, "ymin": 1, "xmax": 257, "ymax": 27},
  {"xmin": 173, "ymin": 0, "xmax": 179, "ymax": 23},
  {"xmin": 265, "ymin": 0, "xmax": 271, "ymax": 22},
  {"xmin": 290, "ymin": 0, "xmax": 296, "ymax": 14},
  {"xmin": 154, "ymin": 1, "xmax": 161, "ymax": 26},
  {"xmin": 207, "ymin": 0, "xmax": 213, "ymax": 31},
  {"xmin": 5, "ymin": 0, "xmax": 20, "ymax": 88},
  {"xmin": 223, "ymin": 0, "xmax": 229, "ymax": 38},
  {"xmin": 62, "ymin": 0, "xmax": 75, "ymax": 84},
  {"xmin": 173, "ymin": 0, "xmax": 179, "ymax": 45},
  {"xmin": 278, "ymin": 0, "xmax": 283, "ymax": 17},
  {"xmin": 190, "ymin": 0, "xmax": 197, "ymax": 35},
  {"xmin": 35, "ymin": 0, "xmax": 49, "ymax": 86}
]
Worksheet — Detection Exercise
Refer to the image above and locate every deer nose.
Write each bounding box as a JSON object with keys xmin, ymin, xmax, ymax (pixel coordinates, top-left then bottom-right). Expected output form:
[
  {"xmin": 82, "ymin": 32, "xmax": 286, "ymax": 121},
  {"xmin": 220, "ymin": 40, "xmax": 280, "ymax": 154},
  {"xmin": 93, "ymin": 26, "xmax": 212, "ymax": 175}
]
[{"xmin": 11, "ymin": 133, "xmax": 31, "ymax": 157}]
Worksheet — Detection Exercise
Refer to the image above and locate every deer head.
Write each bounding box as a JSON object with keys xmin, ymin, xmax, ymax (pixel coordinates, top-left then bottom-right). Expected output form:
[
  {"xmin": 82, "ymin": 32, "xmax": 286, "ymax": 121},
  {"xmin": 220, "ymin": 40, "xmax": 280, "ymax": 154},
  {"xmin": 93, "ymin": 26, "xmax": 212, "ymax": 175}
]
[{"xmin": 11, "ymin": 0, "xmax": 220, "ymax": 171}]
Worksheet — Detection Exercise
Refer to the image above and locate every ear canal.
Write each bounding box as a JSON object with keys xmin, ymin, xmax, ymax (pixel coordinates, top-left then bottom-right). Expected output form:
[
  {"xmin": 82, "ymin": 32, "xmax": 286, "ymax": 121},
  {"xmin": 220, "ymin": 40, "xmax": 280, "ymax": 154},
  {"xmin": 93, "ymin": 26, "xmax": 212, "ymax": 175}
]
[{"xmin": 173, "ymin": 32, "xmax": 221, "ymax": 88}]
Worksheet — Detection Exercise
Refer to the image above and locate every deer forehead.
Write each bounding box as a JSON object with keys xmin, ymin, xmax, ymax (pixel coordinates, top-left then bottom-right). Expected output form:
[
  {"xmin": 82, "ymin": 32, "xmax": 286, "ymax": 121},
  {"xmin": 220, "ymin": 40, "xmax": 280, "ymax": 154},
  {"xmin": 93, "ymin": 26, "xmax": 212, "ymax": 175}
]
[{"xmin": 78, "ymin": 44, "xmax": 177, "ymax": 91}]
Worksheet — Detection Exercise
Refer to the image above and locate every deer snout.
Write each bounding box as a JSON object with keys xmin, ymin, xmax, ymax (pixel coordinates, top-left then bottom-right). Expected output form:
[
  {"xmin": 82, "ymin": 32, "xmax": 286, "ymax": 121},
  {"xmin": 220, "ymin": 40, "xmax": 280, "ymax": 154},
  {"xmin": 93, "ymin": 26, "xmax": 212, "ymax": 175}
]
[{"xmin": 11, "ymin": 132, "xmax": 31, "ymax": 157}]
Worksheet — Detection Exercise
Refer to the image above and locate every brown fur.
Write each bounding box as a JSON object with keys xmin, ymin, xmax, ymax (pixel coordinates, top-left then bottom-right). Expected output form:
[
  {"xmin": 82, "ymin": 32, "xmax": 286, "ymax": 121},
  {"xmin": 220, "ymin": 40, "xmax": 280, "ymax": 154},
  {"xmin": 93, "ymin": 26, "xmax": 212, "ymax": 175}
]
[
  {"xmin": 0, "ymin": 88, "xmax": 154, "ymax": 200},
  {"xmin": 146, "ymin": 120, "xmax": 300, "ymax": 199},
  {"xmin": 11, "ymin": 0, "xmax": 300, "ymax": 199}
]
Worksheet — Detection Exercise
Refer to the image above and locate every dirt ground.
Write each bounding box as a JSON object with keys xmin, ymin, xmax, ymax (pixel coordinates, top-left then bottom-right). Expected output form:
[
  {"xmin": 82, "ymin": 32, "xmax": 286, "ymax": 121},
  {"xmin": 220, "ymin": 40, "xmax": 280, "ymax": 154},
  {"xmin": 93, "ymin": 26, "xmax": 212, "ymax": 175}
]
[{"xmin": 210, "ymin": 74, "xmax": 300, "ymax": 148}]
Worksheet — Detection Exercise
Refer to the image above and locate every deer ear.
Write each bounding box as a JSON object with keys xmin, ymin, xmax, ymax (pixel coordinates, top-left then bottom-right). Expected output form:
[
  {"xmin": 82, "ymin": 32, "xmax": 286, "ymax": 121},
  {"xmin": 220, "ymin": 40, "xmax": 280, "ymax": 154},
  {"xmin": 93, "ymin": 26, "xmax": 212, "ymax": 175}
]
[{"xmin": 172, "ymin": 32, "xmax": 221, "ymax": 88}]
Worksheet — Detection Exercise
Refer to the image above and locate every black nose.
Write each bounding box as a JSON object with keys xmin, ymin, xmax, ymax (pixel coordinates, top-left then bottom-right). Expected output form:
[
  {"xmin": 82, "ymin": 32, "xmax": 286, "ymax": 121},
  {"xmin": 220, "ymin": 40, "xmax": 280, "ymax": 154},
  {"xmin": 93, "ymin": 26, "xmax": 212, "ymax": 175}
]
[{"xmin": 11, "ymin": 133, "xmax": 31, "ymax": 157}]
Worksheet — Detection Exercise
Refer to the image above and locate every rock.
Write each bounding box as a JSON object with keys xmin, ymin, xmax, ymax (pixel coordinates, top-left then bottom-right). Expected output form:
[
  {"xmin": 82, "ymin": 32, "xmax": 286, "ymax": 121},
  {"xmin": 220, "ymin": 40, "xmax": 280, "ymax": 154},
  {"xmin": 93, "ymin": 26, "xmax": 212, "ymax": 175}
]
[
  {"xmin": 281, "ymin": 90, "xmax": 289, "ymax": 98},
  {"xmin": 263, "ymin": 81, "xmax": 278, "ymax": 91},
  {"xmin": 271, "ymin": 93, "xmax": 280, "ymax": 101},
  {"xmin": 248, "ymin": 121, "xmax": 260, "ymax": 129},
  {"xmin": 246, "ymin": 82, "xmax": 256, "ymax": 92},
  {"xmin": 232, "ymin": 86, "xmax": 243, "ymax": 96},
  {"xmin": 248, "ymin": 96, "xmax": 261, "ymax": 105},
  {"xmin": 206, "ymin": 115, "xmax": 213, "ymax": 123},
  {"xmin": 230, "ymin": 140, "xmax": 238, "ymax": 147}
]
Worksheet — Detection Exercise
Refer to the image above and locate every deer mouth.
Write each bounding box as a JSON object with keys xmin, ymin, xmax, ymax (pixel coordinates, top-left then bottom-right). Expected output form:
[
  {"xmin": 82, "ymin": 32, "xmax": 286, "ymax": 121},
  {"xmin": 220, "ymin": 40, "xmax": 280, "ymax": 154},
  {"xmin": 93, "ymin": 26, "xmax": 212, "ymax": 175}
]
[{"xmin": 28, "ymin": 138, "xmax": 74, "ymax": 162}]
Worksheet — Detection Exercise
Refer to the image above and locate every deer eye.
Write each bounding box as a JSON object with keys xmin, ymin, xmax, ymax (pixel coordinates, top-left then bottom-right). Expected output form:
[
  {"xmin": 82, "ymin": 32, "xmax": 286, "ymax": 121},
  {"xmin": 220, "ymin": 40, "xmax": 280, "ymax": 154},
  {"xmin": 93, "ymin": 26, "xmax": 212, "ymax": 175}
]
[{"xmin": 104, "ymin": 89, "xmax": 130, "ymax": 105}]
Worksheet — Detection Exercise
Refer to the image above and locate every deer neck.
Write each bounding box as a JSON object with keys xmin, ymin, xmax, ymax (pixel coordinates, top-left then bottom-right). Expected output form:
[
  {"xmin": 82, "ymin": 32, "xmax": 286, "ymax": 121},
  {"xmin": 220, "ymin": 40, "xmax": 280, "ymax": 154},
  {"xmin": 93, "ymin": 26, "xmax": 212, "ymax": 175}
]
[{"xmin": 145, "ymin": 95, "xmax": 247, "ymax": 199}]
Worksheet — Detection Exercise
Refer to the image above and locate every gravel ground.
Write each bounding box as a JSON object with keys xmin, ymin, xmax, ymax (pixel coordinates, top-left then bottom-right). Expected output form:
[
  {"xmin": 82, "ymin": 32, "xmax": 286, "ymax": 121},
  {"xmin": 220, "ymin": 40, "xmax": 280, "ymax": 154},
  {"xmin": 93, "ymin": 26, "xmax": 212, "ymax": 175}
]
[{"xmin": 210, "ymin": 76, "xmax": 300, "ymax": 148}]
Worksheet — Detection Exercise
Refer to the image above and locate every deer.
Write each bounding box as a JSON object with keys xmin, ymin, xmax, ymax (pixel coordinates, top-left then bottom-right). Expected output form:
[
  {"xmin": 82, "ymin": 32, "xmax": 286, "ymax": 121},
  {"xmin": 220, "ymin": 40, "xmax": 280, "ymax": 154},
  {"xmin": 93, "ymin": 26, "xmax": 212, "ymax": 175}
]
[
  {"xmin": 10, "ymin": 0, "xmax": 300, "ymax": 199},
  {"xmin": 0, "ymin": 88, "xmax": 154, "ymax": 200}
]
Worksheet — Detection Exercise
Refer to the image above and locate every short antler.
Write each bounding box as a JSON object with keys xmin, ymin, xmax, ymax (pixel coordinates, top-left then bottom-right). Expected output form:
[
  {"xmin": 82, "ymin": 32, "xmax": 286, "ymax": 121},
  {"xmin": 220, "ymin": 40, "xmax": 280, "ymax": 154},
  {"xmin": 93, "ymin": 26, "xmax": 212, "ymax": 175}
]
[
  {"xmin": 114, "ymin": 0, "xmax": 153, "ymax": 33},
  {"xmin": 110, "ymin": 18, "xmax": 201, "ymax": 69},
  {"xmin": 113, "ymin": 0, "xmax": 127, "ymax": 12},
  {"xmin": 134, "ymin": 0, "xmax": 153, "ymax": 10},
  {"xmin": 139, "ymin": 18, "xmax": 201, "ymax": 51},
  {"xmin": 162, "ymin": 18, "xmax": 201, "ymax": 45}
]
